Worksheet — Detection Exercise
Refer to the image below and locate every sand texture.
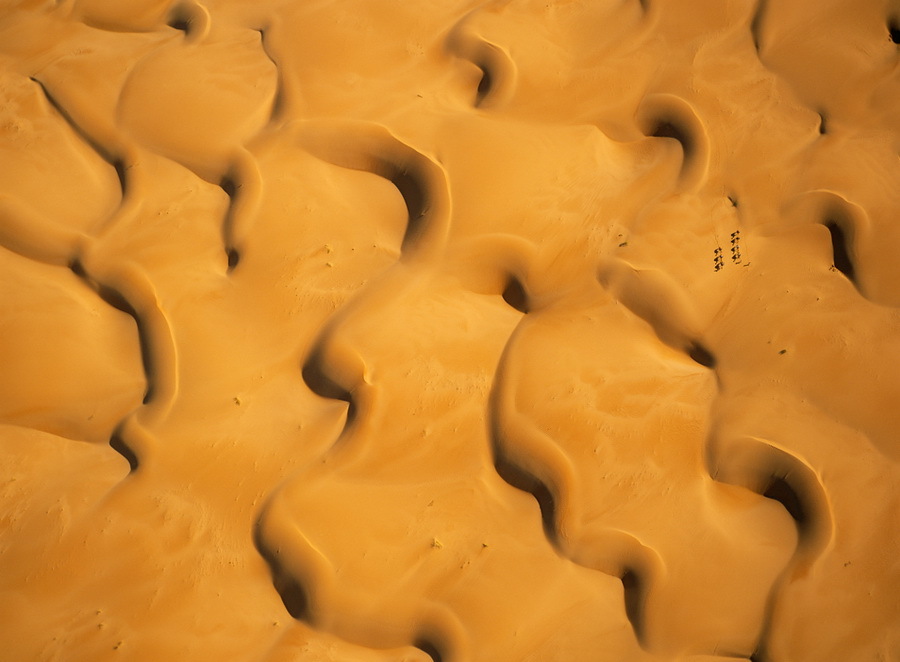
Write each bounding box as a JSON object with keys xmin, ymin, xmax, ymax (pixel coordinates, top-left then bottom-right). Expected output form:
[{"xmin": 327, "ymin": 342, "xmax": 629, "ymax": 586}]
[{"xmin": 1, "ymin": 0, "xmax": 899, "ymax": 660}]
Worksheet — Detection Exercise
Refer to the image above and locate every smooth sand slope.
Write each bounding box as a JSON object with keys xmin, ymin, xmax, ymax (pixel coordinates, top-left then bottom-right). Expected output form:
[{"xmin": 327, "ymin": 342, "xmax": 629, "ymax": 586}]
[{"xmin": 1, "ymin": 0, "xmax": 899, "ymax": 660}]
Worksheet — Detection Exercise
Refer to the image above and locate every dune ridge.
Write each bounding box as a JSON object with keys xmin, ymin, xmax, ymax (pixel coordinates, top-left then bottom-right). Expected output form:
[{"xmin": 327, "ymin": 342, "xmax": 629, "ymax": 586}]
[{"xmin": 1, "ymin": 0, "xmax": 899, "ymax": 661}]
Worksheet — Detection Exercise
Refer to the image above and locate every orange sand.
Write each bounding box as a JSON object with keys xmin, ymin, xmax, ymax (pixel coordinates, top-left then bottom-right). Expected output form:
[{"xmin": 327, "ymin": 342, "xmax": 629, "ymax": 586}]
[{"xmin": 1, "ymin": 0, "xmax": 899, "ymax": 660}]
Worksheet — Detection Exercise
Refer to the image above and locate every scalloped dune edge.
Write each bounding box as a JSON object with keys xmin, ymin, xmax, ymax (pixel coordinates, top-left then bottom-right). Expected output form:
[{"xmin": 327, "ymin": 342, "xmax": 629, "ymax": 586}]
[{"xmin": 1, "ymin": 1, "xmax": 899, "ymax": 661}]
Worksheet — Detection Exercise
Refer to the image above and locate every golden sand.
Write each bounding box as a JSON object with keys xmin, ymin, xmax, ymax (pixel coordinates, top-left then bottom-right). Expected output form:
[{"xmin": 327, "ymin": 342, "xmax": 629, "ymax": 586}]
[{"xmin": 1, "ymin": 0, "xmax": 898, "ymax": 660}]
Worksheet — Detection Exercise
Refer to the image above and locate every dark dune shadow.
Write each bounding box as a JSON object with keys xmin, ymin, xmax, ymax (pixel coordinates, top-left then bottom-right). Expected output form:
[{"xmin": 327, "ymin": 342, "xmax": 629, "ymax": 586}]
[
  {"xmin": 688, "ymin": 342, "xmax": 716, "ymax": 369},
  {"xmin": 493, "ymin": 455, "xmax": 556, "ymax": 539},
  {"xmin": 825, "ymin": 219, "xmax": 855, "ymax": 283},
  {"xmin": 708, "ymin": 437, "xmax": 831, "ymax": 550},
  {"xmin": 252, "ymin": 520, "xmax": 311, "ymax": 621},
  {"xmin": 301, "ymin": 348, "xmax": 358, "ymax": 429},
  {"xmin": 413, "ymin": 637, "xmax": 445, "ymax": 662},
  {"xmin": 621, "ymin": 568, "xmax": 647, "ymax": 641},
  {"xmin": 444, "ymin": 20, "xmax": 517, "ymax": 110},
  {"xmin": 489, "ymin": 287, "xmax": 559, "ymax": 537},
  {"xmin": 113, "ymin": 159, "xmax": 129, "ymax": 198},
  {"xmin": 651, "ymin": 120, "xmax": 694, "ymax": 161},
  {"xmin": 219, "ymin": 175, "xmax": 242, "ymax": 270},
  {"xmin": 750, "ymin": 0, "xmax": 768, "ymax": 52},
  {"xmin": 296, "ymin": 122, "xmax": 450, "ymax": 260},
  {"xmin": 501, "ymin": 276, "xmax": 529, "ymax": 314},
  {"xmin": 392, "ymin": 168, "xmax": 429, "ymax": 243},
  {"xmin": 707, "ymin": 435, "xmax": 833, "ymax": 662},
  {"xmin": 30, "ymin": 77, "xmax": 117, "ymax": 165},
  {"xmin": 763, "ymin": 477, "xmax": 807, "ymax": 531},
  {"xmin": 257, "ymin": 27, "xmax": 287, "ymax": 124},
  {"xmin": 96, "ymin": 284, "xmax": 155, "ymax": 405},
  {"xmin": 787, "ymin": 191, "xmax": 866, "ymax": 295},
  {"xmin": 166, "ymin": 0, "xmax": 210, "ymax": 39},
  {"xmin": 70, "ymin": 259, "xmax": 156, "ymax": 406},
  {"xmin": 283, "ymin": 122, "xmax": 450, "ymax": 466},
  {"xmin": 470, "ymin": 44, "xmax": 516, "ymax": 109},
  {"xmin": 487, "ymin": 280, "xmax": 671, "ymax": 646},
  {"xmin": 167, "ymin": 16, "xmax": 191, "ymax": 33},
  {"xmin": 226, "ymin": 247, "xmax": 240, "ymax": 270},
  {"xmin": 476, "ymin": 67, "xmax": 493, "ymax": 107},
  {"xmin": 636, "ymin": 94, "xmax": 709, "ymax": 190},
  {"xmin": 109, "ymin": 429, "xmax": 140, "ymax": 473},
  {"xmin": 31, "ymin": 76, "xmax": 130, "ymax": 204}
]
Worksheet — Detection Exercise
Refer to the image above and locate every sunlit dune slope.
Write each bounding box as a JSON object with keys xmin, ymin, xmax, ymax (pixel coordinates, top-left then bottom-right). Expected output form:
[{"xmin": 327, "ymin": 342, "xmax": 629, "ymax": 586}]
[{"xmin": 1, "ymin": 1, "xmax": 899, "ymax": 661}]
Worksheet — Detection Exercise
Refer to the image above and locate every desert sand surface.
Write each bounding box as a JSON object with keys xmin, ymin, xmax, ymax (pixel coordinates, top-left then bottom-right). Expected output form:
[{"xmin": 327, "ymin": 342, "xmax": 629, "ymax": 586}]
[{"xmin": 1, "ymin": 0, "xmax": 899, "ymax": 660}]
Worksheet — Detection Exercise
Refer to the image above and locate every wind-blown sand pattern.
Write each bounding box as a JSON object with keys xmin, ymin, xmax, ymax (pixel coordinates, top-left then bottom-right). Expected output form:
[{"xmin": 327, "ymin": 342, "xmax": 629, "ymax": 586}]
[{"xmin": 1, "ymin": 0, "xmax": 899, "ymax": 660}]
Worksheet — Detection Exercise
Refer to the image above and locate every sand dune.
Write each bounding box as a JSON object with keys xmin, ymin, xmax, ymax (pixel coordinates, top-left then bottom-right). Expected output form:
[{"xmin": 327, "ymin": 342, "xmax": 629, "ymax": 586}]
[{"xmin": 1, "ymin": 0, "xmax": 899, "ymax": 660}]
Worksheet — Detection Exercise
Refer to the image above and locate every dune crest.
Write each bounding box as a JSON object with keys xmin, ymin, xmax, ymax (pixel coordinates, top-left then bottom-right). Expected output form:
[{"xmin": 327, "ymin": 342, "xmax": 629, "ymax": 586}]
[{"xmin": 1, "ymin": 1, "xmax": 899, "ymax": 661}]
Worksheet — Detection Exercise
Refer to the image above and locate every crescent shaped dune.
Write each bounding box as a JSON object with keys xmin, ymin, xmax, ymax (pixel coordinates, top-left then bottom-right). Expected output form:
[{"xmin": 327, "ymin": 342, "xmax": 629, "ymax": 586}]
[{"xmin": 1, "ymin": 1, "xmax": 899, "ymax": 661}]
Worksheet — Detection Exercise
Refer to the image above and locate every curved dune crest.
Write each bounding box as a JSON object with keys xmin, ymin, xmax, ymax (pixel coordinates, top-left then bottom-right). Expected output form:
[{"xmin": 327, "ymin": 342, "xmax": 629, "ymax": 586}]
[
  {"xmin": 1, "ymin": 1, "xmax": 899, "ymax": 661},
  {"xmin": 634, "ymin": 94, "xmax": 710, "ymax": 193},
  {"xmin": 0, "ymin": 254, "xmax": 146, "ymax": 444},
  {"xmin": 445, "ymin": 9, "xmax": 518, "ymax": 109}
]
